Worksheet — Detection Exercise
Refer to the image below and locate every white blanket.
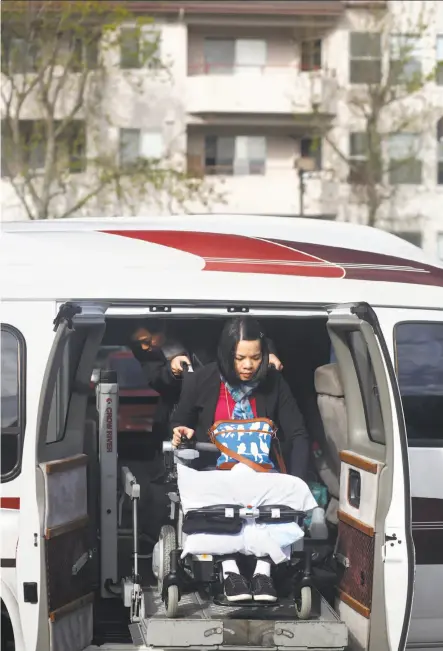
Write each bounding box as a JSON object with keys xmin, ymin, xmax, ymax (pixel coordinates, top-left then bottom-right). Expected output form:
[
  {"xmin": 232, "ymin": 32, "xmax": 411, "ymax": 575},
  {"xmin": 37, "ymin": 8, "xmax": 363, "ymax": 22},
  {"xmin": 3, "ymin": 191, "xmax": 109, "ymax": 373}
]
[{"xmin": 177, "ymin": 464, "xmax": 317, "ymax": 564}]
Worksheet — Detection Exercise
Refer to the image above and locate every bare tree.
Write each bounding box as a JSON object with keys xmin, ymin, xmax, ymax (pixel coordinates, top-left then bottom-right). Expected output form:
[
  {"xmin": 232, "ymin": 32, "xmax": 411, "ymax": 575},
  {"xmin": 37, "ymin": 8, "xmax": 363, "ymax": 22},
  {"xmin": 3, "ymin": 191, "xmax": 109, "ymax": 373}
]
[
  {"xmin": 313, "ymin": 1, "xmax": 438, "ymax": 227},
  {"xmin": 1, "ymin": 0, "xmax": 223, "ymax": 220}
]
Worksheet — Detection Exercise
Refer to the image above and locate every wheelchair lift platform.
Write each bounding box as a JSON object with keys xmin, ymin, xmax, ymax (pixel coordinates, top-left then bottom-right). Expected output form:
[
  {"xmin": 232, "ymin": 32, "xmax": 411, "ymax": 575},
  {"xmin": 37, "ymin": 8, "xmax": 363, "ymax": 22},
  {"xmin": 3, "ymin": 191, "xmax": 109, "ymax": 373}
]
[{"xmin": 128, "ymin": 587, "xmax": 348, "ymax": 649}]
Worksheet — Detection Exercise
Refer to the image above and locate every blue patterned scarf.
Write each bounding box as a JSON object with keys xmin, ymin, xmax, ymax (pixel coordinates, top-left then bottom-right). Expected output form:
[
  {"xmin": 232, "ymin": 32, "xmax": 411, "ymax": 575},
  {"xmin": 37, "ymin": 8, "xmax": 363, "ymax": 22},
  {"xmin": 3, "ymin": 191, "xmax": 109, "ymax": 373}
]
[{"xmin": 223, "ymin": 378, "xmax": 259, "ymax": 420}]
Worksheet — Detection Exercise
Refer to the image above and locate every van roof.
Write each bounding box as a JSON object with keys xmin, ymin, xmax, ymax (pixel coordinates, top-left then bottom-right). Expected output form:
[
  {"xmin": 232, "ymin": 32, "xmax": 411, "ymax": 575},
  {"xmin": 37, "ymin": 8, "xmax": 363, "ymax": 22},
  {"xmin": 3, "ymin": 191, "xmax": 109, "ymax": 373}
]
[{"xmin": 2, "ymin": 215, "xmax": 443, "ymax": 307}]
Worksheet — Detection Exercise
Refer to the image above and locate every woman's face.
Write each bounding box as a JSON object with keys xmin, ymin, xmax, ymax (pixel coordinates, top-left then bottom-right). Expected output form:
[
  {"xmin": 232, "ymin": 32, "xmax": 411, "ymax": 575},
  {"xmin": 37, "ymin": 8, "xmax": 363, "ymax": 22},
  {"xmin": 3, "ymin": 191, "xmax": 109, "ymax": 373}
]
[{"xmin": 234, "ymin": 339, "xmax": 262, "ymax": 382}]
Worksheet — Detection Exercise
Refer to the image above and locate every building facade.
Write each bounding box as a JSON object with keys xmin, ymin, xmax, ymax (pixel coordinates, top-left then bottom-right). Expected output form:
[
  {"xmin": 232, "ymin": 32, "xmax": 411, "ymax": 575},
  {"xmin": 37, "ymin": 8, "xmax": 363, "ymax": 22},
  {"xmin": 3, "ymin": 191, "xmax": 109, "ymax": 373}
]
[{"xmin": 1, "ymin": 0, "xmax": 443, "ymax": 262}]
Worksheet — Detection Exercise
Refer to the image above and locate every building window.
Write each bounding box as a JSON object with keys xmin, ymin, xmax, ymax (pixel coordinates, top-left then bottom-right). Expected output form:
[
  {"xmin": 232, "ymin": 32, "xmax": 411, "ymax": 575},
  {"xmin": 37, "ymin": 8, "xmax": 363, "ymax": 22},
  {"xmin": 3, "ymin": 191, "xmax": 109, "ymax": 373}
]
[
  {"xmin": 349, "ymin": 32, "xmax": 381, "ymax": 84},
  {"xmin": 300, "ymin": 137, "xmax": 322, "ymax": 170},
  {"xmin": 438, "ymin": 233, "xmax": 443, "ymax": 261},
  {"xmin": 438, "ymin": 118, "xmax": 443, "ymax": 185},
  {"xmin": 1, "ymin": 32, "xmax": 98, "ymax": 74},
  {"xmin": 70, "ymin": 36, "xmax": 99, "ymax": 72},
  {"xmin": 204, "ymin": 135, "xmax": 266, "ymax": 175},
  {"xmin": 1, "ymin": 120, "xmax": 86, "ymax": 177},
  {"xmin": 395, "ymin": 322, "xmax": 443, "ymax": 446},
  {"xmin": 1, "ymin": 326, "xmax": 26, "ymax": 481},
  {"xmin": 119, "ymin": 128, "xmax": 164, "ymax": 166},
  {"xmin": 389, "ymin": 34, "xmax": 422, "ymax": 84},
  {"xmin": 392, "ymin": 231, "xmax": 422, "ymax": 247},
  {"xmin": 1, "ymin": 33, "xmax": 39, "ymax": 74},
  {"xmin": 120, "ymin": 28, "xmax": 140, "ymax": 68},
  {"xmin": 388, "ymin": 133, "xmax": 422, "ymax": 184},
  {"xmin": 301, "ymin": 39, "xmax": 322, "ymax": 71},
  {"xmin": 203, "ymin": 38, "xmax": 266, "ymax": 75},
  {"xmin": 348, "ymin": 132, "xmax": 382, "ymax": 184},
  {"xmin": 437, "ymin": 35, "xmax": 443, "ymax": 85},
  {"xmin": 120, "ymin": 27, "xmax": 161, "ymax": 69}
]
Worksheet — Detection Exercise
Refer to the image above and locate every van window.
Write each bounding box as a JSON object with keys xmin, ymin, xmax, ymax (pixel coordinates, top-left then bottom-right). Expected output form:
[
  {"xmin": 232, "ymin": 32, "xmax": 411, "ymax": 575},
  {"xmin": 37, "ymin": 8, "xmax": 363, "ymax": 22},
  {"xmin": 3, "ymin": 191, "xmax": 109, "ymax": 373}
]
[
  {"xmin": 395, "ymin": 322, "xmax": 443, "ymax": 446},
  {"xmin": 1, "ymin": 325, "xmax": 26, "ymax": 480},
  {"xmin": 346, "ymin": 330, "xmax": 385, "ymax": 444},
  {"xmin": 46, "ymin": 330, "xmax": 87, "ymax": 443}
]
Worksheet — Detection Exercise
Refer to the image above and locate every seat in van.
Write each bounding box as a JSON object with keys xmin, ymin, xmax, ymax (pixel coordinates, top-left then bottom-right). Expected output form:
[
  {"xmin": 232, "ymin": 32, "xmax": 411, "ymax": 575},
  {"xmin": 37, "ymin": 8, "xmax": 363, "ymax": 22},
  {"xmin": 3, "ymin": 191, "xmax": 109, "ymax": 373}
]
[{"xmin": 314, "ymin": 363, "xmax": 348, "ymax": 525}]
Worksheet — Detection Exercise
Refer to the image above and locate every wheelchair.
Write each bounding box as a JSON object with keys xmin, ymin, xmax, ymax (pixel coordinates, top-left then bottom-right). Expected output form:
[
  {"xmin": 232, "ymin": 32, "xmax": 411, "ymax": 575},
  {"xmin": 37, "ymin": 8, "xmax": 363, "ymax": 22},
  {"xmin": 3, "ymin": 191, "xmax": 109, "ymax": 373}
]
[{"xmin": 152, "ymin": 436, "xmax": 330, "ymax": 620}]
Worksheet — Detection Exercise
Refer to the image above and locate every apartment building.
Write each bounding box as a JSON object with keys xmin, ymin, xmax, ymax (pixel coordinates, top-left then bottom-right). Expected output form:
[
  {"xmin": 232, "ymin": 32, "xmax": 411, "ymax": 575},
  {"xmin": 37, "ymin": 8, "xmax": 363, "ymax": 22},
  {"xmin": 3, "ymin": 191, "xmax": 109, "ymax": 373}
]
[{"xmin": 1, "ymin": 1, "xmax": 443, "ymax": 262}]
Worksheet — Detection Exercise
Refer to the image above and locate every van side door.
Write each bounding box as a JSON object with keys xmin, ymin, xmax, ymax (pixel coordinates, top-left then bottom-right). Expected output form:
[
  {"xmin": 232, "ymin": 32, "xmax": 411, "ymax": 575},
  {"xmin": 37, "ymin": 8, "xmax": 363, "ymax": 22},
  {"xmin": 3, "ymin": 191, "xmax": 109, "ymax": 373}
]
[
  {"xmin": 30, "ymin": 303, "xmax": 106, "ymax": 651},
  {"xmin": 376, "ymin": 307, "xmax": 443, "ymax": 649},
  {"xmin": 327, "ymin": 303, "xmax": 414, "ymax": 651}
]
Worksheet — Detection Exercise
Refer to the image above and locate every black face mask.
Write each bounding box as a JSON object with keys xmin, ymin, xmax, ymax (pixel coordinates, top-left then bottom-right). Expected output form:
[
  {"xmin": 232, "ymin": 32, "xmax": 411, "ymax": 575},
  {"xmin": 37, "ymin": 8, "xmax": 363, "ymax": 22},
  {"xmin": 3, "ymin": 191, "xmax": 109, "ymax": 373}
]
[{"xmin": 132, "ymin": 342, "xmax": 163, "ymax": 360}]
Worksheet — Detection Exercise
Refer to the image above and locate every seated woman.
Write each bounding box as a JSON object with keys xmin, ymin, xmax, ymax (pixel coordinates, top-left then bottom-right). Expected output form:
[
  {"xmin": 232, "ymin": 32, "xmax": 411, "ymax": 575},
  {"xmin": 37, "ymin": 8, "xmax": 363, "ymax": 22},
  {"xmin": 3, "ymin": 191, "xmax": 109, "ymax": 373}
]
[{"xmin": 171, "ymin": 317, "xmax": 310, "ymax": 603}]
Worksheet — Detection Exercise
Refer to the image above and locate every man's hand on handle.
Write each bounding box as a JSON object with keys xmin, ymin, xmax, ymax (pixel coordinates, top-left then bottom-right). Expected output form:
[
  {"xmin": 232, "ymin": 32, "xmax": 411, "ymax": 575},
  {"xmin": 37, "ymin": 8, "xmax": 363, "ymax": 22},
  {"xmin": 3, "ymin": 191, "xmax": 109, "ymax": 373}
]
[
  {"xmin": 170, "ymin": 355, "xmax": 192, "ymax": 377},
  {"xmin": 269, "ymin": 353, "xmax": 283, "ymax": 371},
  {"xmin": 172, "ymin": 426, "xmax": 195, "ymax": 448}
]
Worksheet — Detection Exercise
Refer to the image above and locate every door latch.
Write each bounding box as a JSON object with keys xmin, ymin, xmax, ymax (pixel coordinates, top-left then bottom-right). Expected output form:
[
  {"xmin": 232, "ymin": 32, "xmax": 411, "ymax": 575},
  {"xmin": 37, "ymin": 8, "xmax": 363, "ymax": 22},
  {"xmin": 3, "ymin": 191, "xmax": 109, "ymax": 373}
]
[
  {"xmin": 72, "ymin": 550, "xmax": 93, "ymax": 576},
  {"xmin": 383, "ymin": 531, "xmax": 403, "ymax": 562}
]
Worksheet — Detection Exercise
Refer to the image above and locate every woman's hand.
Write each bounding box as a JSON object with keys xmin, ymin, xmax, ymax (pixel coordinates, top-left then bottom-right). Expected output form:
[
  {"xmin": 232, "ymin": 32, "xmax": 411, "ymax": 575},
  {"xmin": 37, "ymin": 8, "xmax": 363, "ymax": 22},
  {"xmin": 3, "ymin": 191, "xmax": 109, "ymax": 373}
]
[
  {"xmin": 170, "ymin": 355, "xmax": 192, "ymax": 377},
  {"xmin": 269, "ymin": 353, "xmax": 283, "ymax": 371},
  {"xmin": 172, "ymin": 426, "xmax": 195, "ymax": 447}
]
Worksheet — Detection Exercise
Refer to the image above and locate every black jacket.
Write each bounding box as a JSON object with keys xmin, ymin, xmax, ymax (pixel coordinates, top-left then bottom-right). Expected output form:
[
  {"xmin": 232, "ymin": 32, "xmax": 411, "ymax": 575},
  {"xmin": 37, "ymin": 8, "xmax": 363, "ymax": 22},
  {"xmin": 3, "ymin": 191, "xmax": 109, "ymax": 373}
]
[
  {"xmin": 171, "ymin": 362, "xmax": 309, "ymax": 480},
  {"xmin": 128, "ymin": 325, "xmax": 278, "ymax": 441}
]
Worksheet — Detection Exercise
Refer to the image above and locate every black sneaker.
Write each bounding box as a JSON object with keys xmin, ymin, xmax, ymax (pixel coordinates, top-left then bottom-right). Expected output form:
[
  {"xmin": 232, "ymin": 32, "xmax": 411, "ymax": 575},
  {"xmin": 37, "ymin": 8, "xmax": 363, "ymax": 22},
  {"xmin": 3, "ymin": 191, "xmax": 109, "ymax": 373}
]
[
  {"xmin": 251, "ymin": 574, "xmax": 277, "ymax": 602},
  {"xmin": 223, "ymin": 572, "xmax": 252, "ymax": 602}
]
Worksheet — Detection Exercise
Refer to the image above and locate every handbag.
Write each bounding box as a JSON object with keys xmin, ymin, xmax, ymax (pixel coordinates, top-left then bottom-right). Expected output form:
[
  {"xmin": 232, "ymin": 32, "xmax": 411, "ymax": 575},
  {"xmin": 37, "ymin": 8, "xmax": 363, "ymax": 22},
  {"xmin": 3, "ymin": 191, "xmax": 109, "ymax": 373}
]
[{"xmin": 208, "ymin": 418, "xmax": 286, "ymax": 473}]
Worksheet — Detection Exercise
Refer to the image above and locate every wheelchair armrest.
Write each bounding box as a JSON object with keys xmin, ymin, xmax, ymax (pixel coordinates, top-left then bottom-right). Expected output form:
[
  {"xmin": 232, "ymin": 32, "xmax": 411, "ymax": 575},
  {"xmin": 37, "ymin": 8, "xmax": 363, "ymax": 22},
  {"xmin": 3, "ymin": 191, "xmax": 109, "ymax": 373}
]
[{"xmin": 163, "ymin": 441, "xmax": 218, "ymax": 454}]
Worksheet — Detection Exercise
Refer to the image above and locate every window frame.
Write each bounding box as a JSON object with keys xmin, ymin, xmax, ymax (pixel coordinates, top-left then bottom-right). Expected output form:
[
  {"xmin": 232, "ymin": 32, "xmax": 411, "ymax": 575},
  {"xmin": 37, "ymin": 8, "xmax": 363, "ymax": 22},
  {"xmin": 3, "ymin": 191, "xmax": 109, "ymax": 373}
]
[
  {"xmin": 437, "ymin": 118, "xmax": 443, "ymax": 185},
  {"xmin": 389, "ymin": 33, "xmax": 422, "ymax": 85},
  {"xmin": 120, "ymin": 27, "xmax": 141, "ymax": 69},
  {"xmin": 438, "ymin": 232, "xmax": 443, "ymax": 262},
  {"xmin": 349, "ymin": 31, "xmax": 382, "ymax": 84},
  {"xmin": 300, "ymin": 136, "xmax": 322, "ymax": 170},
  {"xmin": 119, "ymin": 127, "xmax": 164, "ymax": 166},
  {"xmin": 1, "ymin": 324, "xmax": 26, "ymax": 482},
  {"xmin": 301, "ymin": 39, "xmax": 322, "ymax": 72},
  {"xmin": 388, "ymin": 132, "xmax": 422, "ymax": 185},
  {"xmin": 345, "ymin": 329, "xmax": 386, "ymax": 445},
  {"xmin": 393, "ymin": 320, "xmax": 443, "ymax": 448},
  {"xmin": 204, "ymin": 134, "xmax": 266, "ymax": 176},
  {"xmin": 437, "ymin": 34, "xmax": 443, "ymax": 86}
]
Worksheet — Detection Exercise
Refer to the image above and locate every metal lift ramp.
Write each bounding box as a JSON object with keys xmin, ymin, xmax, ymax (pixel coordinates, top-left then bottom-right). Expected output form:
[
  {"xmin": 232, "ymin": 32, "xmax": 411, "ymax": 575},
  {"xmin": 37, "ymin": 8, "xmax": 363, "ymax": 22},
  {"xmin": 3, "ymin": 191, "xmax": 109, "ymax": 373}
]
[{"xmin": 129, "ymin": 587, "xmax": 348, "ymax": 649}]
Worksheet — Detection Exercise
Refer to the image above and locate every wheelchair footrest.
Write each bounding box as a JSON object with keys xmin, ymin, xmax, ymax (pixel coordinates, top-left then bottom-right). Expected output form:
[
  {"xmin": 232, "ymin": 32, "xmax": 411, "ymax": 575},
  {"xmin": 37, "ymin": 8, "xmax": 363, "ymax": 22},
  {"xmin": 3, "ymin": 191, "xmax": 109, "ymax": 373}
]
[{"xmin": 213, "ymin": 595, "xmax": 279, "ymax": 608}]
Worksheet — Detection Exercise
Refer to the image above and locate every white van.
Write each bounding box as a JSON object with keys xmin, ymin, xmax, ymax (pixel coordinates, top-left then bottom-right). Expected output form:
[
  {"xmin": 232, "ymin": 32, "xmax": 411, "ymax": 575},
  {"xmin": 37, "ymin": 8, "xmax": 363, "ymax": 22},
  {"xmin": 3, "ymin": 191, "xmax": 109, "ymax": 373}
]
[{"xmin": 1, "ymin": 215, "xmax": 442, "ymax": 651}]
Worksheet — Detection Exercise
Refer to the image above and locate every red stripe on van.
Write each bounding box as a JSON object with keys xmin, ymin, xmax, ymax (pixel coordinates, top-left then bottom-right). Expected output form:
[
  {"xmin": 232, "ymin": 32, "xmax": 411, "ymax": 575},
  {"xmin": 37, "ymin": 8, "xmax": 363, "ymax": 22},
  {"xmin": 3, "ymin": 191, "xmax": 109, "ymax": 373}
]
[
  {"xmin": 0, "ymin": 497, "xmax": 20, "ymax": 510},
  {"xmin": 103, "ymin": 230, "xmax": 346, "ymax": 279}
]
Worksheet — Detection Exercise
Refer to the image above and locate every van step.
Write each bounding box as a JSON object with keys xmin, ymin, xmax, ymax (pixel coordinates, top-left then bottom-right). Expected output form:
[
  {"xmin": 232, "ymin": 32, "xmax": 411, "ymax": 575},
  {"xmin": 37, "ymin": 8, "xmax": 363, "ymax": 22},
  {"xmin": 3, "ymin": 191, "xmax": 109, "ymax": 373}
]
[{"xmin": 132, "ymin": 587, "xmax": 348, "ymax": 649}]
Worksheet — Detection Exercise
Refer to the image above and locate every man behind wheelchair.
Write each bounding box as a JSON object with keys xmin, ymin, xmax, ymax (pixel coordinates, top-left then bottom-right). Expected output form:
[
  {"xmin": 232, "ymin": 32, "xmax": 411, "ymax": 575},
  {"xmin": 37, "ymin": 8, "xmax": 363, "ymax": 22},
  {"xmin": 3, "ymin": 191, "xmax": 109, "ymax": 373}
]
[{"xmin": 152, "ymin": 318, "xmax": 328, "ymax": 618}]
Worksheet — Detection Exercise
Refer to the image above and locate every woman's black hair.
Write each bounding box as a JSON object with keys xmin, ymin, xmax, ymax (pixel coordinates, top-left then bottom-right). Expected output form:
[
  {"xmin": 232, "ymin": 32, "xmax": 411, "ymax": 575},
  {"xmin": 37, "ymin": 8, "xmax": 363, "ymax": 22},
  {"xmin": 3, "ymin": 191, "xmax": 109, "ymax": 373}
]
[
  {"xmin": 132, "ymin": 318, "xmax": 164, "ymax": 335},
  {"xmin": 217, "ymin": 317, "xmax": 269, "ymax": 387}
]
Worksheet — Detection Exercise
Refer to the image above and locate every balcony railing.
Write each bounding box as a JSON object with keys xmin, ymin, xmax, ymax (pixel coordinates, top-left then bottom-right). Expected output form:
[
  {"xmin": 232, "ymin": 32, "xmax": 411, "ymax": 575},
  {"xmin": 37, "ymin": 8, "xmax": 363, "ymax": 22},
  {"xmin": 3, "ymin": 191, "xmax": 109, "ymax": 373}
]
[{"xmin": 186, "ymin": 65, "xmax": 337, "ymax": 116}]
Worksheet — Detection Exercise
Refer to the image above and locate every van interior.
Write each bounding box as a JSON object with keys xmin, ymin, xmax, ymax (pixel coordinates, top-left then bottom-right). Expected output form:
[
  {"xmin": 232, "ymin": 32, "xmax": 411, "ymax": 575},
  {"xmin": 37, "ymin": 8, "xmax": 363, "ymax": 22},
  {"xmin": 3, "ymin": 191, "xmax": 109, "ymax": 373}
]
[{"xmin": 42, "ymin": 312, "xmax": 389, "ymax": 649}]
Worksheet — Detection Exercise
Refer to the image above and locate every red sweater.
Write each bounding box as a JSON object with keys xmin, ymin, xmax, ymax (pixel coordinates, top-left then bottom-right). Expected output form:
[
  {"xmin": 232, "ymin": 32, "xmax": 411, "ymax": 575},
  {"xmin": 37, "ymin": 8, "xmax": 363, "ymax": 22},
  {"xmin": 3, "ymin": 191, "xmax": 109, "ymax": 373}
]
[{"xmin": 214, "ymin": 381, "xmax": 257, "ymax": 421}]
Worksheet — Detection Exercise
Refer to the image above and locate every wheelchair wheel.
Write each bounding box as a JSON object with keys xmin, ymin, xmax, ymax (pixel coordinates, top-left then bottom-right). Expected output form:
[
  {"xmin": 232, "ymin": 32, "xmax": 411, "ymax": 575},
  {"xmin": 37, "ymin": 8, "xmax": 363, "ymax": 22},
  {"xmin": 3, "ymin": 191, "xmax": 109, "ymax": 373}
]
[
  {"xmin": 158, "ymin": 524, "xmax": 177, "ymax": 593},
  {"xmin": 295, "ymin": 586, "xmax": 312, "ymax": 620},
  {"xmin": 165, "ymin": 585, "xmax": 179, "ymax": 619}
]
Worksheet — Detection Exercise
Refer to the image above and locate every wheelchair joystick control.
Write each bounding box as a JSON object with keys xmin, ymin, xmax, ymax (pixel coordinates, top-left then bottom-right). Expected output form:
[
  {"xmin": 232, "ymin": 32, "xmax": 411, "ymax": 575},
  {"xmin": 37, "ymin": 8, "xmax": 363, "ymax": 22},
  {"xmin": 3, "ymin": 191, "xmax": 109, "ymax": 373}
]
[
  {"xmin": 178, "ymin": 434, "xmax": 196, "ymax": 450},
  {"xmin": 175, "ymin": 434, "xmax": 199, "ymax": 463}
]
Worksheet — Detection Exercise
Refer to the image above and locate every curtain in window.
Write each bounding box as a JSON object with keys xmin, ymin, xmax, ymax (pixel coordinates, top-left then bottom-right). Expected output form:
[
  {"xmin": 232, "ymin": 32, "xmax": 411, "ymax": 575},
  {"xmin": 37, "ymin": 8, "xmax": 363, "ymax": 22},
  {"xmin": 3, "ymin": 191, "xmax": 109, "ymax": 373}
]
[{"xmin": 235, "ymin": 39, "xmax": 266, "ymax": 76}]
